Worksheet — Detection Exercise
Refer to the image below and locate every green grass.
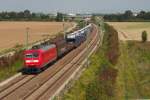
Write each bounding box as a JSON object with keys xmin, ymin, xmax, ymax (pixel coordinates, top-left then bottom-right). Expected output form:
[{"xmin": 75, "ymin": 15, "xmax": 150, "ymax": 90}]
[
  {"xmin": 61, "ymin": 47, "xmax": 110, "ymax": 100},
  {"xmin": 0, "ymin": 60, "xmax": 23, "ymax": 82},
  {"xmin": 115, "ymin": 41, "xmax": 150, "ymax": 99}
]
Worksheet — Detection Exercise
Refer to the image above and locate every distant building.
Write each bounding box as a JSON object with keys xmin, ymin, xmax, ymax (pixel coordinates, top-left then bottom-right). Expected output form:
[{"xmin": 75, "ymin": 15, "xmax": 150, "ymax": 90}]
[
  {"xmin": 77, "ymin": 13, "xmax": 92, "ymax": 18},
  {"xmin": 133, "ymin": 12, "xmax": 138, "ymax": 17},
  {"xmin": 65, "ymin": 13, "xmax": 92, "ymax": 21},
  {"xmin": 67, "ymin": 13, "xmax": 77, "ymax": 17}
]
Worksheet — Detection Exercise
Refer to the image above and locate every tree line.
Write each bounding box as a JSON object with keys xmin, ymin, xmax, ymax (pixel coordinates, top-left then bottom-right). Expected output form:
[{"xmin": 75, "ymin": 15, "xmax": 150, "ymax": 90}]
[
  {"xmin": 0, "ymin": 10, "xmax": 65, "ymax": 21},
  {"xmin": 104, "ymin": 10, "xmax": 150, "ymax": 22}
]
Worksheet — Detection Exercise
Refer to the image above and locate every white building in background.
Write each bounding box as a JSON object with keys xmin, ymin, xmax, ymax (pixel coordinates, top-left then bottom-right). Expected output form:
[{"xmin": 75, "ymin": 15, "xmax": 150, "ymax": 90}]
[
  {"xmin": 133, "ymin": 12, "xmax": 138, "ymax": 17},
  {"xmin": 67, "ymin": 13, "xmax": 77, "ymax": 17}
]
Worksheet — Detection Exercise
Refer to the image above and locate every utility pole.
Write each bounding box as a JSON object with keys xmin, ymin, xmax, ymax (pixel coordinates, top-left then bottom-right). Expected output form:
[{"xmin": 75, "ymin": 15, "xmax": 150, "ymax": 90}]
[
  {"xmin": 86, "ymin": 24, "xmax": 90, "ymax": 67},
  {"xmin": 97, "ymin": 16, "xmax": 105, "ymax": 46},
  {"xmin": 101, "ymin": 17, "xmax": 105, "ymax": 45},
  {"xmin": 63, "ymin": 16, "xmax": 66, "ymax": 39},
  {"xmin": 26, "ymin": 27, "xmax": 30, "ymax": 50}
]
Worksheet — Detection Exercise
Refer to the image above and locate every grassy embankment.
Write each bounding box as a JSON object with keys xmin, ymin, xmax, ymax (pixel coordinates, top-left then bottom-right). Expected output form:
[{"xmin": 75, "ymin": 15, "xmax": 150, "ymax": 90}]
[
  {"xmin": 116, "ymin": 41, "xmax": 150, "ymax": 99},
  {"xmin": 0, "ymin": 47, "xmax": 24, "ymax": 82},
  {"xmin": 0, "ymin": 60, "xmax": 23, "ymax": 82},
  {"xmin": 61, "ymin": 22, "xmax": 150, "ymax": 99},
  {"xmin": 61, "ymin": 23, "xmax": 120, "ymax": 100},
  {"xmin": 108, "ymin": 22, "xmax": 150, "ymax": 99}
]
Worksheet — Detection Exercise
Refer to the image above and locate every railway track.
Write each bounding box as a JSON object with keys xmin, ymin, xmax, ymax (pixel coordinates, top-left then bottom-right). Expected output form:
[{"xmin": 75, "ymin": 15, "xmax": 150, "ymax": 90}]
[{"xmin": 0, "ymin": 24, "xmax": 100, "ymax": 100}]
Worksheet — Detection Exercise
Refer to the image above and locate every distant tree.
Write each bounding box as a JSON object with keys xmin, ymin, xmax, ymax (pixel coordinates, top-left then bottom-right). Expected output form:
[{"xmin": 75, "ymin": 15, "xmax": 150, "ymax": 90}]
[
  {"xmin": 0, "ymin": 10, "xmax": 57, "ymax": 21},
  {"xmin": 31, "ymin": 13, "xmax": 36, "ymax": 19},
  {"xmin": 40, "ymin": 14, "xmax": 49, "ymax": 20},
  {"xmin": 9, "ymin": 12, "xmax": 17, "ymax": 19},
  {"xmin": 1, "ymin": 12, "xmax": 9, "ymax": 19},
  {"xmin": 24, "ymin": 10, "xmax": 31, "ymax": 19},
  {"xmin": 144, "ymin": 12, "xmax": 150, "ymax": 20},
  {"xmin": 55, "ymin": 12, "xmax": 63, "ymax": 22},
  {"xmin": 78, "ymin": 20, "xmax": 86, "ymax": 28},
  {"xmin": 137, "ymin": 11, "xmax": 146, "ymax": 19},
  {"xmin": 142, "ymin": 30, "xmax": 147, "ymax": 42},
  {"xmin": 17, "ymin": 12, "xmax": 24, "ymax": 19},
  {"xmin": 104, "ymin": 10, "xmax": 150, "ymax": 21},
  {"xmin": 124, "ymin": 10, "xmax": 133, "ymax": 20}
]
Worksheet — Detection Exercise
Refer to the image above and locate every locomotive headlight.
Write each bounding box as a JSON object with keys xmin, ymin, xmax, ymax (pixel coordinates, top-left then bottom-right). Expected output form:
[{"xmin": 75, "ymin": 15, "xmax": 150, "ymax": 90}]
[
  {"xmin": 26, "ymin": 60, "xmax": 31, "ymax": 63},
  {"xmin": 26, "ymin": 60, "xmax": 39, "ymax": 63},
  {"xmin": 33, "ymin": 60, "xmax": 39, "ymax": 63}
]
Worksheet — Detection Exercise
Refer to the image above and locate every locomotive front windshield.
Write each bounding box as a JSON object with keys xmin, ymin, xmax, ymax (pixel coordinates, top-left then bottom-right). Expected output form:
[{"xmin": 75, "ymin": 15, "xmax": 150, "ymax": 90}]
[
  {"xmin": 26, "ymin": 54, "xmax": 32, "ymax": 58},
  {"xmin": 25, "ymin": 52, "xmax": 39, "ymax": 58},
  {"xmin": 33, "ymin": 52, "xmax": 39, "ymax": 58}
]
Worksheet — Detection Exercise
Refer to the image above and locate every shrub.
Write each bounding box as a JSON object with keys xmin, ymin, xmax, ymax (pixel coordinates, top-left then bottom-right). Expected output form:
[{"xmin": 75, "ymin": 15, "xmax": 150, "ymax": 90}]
[
  {"xmin": 104, "ymin": 24, "xmax": 120, "ymax": 65},
  {"xmin": 0, "ymin": 50, "xmax": 23, "ymax": 68},
  {"xmin": 86, "ymin": 24, "xmax": 119, "ymax": 100},
  {"xmin": 142, "ymin": 30, "xmax": 147, "ymax": 42},
  {"xmin": 86, "ymin": 66, "xmax": 118, "ymax": 100}
]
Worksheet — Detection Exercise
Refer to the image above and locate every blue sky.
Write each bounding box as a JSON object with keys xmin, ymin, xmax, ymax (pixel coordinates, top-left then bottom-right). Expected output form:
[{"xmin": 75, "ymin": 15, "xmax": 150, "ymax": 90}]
[{"xmin": 0, "ymin": 0, "xmax": 150, "ymax": 13}]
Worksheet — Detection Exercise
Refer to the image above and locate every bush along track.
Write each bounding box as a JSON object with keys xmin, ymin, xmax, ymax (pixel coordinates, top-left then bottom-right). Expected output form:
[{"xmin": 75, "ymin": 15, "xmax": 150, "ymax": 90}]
[
  {"xmin": 61, "ymin": 23, "xmax": 120, "ymax": 100},
  {"xmin": 0, "ymin": 49, "xmax": 23, "ymax": 82}
]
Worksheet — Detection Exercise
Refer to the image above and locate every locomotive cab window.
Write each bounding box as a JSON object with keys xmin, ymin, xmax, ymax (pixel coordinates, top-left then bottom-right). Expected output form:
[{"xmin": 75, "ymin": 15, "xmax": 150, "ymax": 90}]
[
  {"xmin": 25, "ymin": 53, "xmax": 39, "ymax": 58},
  {"xmin": 33, "ymin": 52, "xmax": 39, "ymax": 58},
  {"xmin": 25, "ymin": 54, "xmax": 33, "ymax": 58}
]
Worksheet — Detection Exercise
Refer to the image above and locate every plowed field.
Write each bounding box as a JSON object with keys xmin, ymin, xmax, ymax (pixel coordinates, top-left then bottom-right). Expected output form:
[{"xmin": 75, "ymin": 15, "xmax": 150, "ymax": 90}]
[{"xmin": 0, "ymin": 22, "xmax": 73, "ymax": 51}]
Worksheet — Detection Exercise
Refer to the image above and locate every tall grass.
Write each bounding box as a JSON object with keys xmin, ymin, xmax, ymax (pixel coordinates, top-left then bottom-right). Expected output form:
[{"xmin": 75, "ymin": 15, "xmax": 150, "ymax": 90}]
[
  {"xmin": 115, "ymin": 41, "xmax": 150, "ymax": 99},
  {"xmin": 0, "ymin": 60, "xmax": 23, "ymax": 82}
]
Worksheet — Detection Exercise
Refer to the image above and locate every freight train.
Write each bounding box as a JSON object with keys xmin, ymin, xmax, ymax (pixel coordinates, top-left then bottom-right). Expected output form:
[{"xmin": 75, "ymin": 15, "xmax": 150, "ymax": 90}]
[{"xmin": 22, "ymin": 24, "xmax": 93, "ymax": 74}]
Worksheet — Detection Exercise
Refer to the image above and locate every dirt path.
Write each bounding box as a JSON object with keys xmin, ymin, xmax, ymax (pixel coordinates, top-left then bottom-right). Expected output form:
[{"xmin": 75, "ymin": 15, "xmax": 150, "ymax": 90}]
[
  {"xmin": 117, "ymin": 30, "xmax": 142, "ymax": 41},
  {"xmin": 117, "ymin": 30, "xmax": 129, "ymax": 41}
]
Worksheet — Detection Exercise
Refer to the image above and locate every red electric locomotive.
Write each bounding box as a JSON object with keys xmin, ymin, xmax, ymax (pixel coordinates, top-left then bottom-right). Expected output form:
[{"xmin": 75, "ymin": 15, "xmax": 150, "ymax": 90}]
[{"xmin": 23, "ymin": 44, "xmax": 57, "ymax": 73}]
